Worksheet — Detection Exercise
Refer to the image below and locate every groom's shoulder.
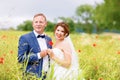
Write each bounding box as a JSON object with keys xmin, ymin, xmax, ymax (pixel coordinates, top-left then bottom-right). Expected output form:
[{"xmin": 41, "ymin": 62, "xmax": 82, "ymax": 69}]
[
  {"xmin": 20, "ymin": 31, "xmax": 33, "ymax": 39},
  {"xmin": 44, "ymin": 33, "xmax": 51, "ymax": 39}
]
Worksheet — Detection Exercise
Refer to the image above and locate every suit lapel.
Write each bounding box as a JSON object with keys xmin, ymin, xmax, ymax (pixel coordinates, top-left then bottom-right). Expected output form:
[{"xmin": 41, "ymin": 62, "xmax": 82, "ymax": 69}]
[
  {"xmin": 31, "ymin": 32, "xmax": 41, "ymax": 52},
  {"xmin": 44, "ymin": 37, "xmax": 50, "ymax": 49}
]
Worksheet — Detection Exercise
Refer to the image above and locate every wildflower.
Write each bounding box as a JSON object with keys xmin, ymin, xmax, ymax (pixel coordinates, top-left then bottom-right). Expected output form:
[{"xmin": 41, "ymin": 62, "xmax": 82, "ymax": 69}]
[
  {"xmin": 117, "ymin": 51, "xmax": 120, "ymax": 54},
  {"xmin": 95, "ymin": 35, "xmax": 98, "ymax": 39},
  {"xmin": 78, "ymin": 49, "xmax": 81, "ymax": 53},
  {"xmin": 95, "ymin": 66, "xmax": 99, "ymax": 70},
  {"xmin": 0, "ymin": 57, "xmax": 4, "ymax": 61},
  {"xmin": 10, "ymin": 50, "xmax": 13, "ymax": 54},
  {"xmin": 48, "ymin": 41, "xmax": 53, "ymax": 46},
  {"xmin": 99, "ymin": 77, "xmax": 103, "ymax": 80},
  {"xmin": 1, "ymin": 35, "xmax": 7, "ymax": 39},
  {"xmin": 93, "ymin": 43, "xmax": 97, "ymax": 47},
  {"xmin": 2, "ymin": 54, "xmax": 6, "ymax": 57},
  {"xmin": 0, "ymin": 57, "xmax": 4, "ymax": 64}
]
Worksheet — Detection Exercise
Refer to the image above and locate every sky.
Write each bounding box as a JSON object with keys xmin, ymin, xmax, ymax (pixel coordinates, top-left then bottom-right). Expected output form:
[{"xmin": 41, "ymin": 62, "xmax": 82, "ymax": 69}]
[{"xmin": 0, "ymin": 0, "xmax": 103, "ymax": 29}]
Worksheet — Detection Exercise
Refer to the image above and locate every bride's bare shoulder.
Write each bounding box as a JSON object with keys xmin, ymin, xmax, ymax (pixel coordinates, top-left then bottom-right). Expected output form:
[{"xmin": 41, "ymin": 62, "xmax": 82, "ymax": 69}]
[
  {"xmin": 63, "ymin": 40, "xmax": 70, "ymax": 47},
  {"xmin": 54, "ymin": 40, "xmax": 71, "ymax": 52},
  {"xmin": 61, "ymin": 40, "xmax": 71, "ymax": 51}
]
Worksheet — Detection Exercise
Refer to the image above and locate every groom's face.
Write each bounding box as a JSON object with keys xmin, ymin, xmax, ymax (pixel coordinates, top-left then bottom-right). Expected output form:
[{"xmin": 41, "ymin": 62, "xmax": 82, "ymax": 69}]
[{"xmin": 33, "ymin": 15, "xmax": 47, "ymax": 34}]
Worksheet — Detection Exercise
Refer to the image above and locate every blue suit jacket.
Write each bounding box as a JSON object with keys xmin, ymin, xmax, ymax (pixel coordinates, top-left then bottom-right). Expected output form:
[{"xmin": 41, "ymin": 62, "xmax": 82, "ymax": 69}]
[{"xmin": 18, "ymin": 31, "xmax": 52, "ymax": 77}]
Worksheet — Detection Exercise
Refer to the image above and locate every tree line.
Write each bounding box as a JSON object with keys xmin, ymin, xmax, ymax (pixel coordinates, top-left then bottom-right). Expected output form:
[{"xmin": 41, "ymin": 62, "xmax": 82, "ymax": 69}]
[{"xmin": 17, "ymin": 0, "xmax": 120, "ymax": 33}]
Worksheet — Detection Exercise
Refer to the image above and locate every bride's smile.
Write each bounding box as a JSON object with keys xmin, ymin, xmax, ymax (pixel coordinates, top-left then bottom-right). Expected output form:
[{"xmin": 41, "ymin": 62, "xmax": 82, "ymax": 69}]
[{"xmin": 55, "ymin": 26, "xmax": 66, "ymax": 40}]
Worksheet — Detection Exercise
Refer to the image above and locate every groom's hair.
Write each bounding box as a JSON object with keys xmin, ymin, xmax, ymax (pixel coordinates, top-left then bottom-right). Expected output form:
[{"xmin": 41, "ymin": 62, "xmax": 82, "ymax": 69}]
[
  {"xmin": 33, "ymin": 13, "xmax": 47, "ymax": 21},
  {"xmin": 54, "ymin": 22, "xmax": 70, "ymax": 37}
]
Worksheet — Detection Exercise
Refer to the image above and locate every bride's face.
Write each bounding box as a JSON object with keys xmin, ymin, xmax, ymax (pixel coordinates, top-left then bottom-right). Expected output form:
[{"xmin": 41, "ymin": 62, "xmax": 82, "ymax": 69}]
[{"xmin": 55, "ymin": 26, "xmax": 66, "ymax": 40}]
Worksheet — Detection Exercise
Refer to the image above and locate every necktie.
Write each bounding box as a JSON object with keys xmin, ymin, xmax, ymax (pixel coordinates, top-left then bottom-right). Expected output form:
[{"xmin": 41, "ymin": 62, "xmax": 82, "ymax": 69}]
[{"xmin": 37, "ymin": 35, "xmax": 45, "ymax": 38}]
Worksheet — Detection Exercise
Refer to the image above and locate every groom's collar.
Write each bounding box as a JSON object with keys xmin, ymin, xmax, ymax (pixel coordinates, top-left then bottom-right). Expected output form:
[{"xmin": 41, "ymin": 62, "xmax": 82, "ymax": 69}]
[{"xmin": 33, "ymin": 30, "xmax": 45, "ymax": 38}]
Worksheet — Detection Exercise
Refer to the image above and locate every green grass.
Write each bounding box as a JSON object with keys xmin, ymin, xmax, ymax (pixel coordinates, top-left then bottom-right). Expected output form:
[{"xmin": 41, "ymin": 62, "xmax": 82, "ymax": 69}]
[{"xmin": 0, "ymin": 31, "xmax": 120, "ymax": 80}]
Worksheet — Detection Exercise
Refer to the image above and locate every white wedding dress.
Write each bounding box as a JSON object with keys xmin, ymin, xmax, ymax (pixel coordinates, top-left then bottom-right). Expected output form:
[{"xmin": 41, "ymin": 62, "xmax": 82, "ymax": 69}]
[
  {"xmin": 51, "ymin": 48, "xmax": 80, "ymax": 80},
  {"xmin": 48, "ymin": 36, "xmax": 84, "ymax": 80}
]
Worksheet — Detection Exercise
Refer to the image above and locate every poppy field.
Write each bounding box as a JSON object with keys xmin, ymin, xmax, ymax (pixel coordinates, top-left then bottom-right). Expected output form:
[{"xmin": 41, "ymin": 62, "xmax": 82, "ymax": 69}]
[{"xmin": 0, "ymin": 30, "xmax": 120, "ymax": 80}]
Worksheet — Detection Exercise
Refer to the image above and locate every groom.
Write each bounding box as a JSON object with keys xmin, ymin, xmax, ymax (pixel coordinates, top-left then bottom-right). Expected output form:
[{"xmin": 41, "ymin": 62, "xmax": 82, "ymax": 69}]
[{"xmin": 18, "ymin": 13, "xmax": 52, "ymax": 79}]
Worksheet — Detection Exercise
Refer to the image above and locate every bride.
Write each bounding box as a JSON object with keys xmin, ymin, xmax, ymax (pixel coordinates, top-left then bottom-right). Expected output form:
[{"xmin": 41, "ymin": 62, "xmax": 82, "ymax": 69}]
[{"xmin": 46, "ymin": 22, "xmax": 83, "ymax": 80}]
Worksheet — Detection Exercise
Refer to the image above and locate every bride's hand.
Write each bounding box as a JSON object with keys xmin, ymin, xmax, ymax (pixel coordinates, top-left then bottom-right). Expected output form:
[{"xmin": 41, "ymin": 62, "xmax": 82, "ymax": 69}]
[{"xmin": 47, "ymin": 49, "xmax": 54, "ymax": 59}]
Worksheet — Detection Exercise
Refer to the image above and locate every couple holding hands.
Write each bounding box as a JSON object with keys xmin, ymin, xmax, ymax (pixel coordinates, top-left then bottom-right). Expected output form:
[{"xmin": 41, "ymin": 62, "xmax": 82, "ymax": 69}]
[{"xmin": 18, "ymin": 13, "xmax": 82, "ymax": 80}]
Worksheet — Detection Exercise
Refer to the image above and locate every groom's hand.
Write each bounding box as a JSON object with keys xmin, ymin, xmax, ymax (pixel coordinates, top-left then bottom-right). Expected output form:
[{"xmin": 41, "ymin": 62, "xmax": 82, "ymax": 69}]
[
  {"xmin": 40, "ymin": 50, "xmax": 48, "ymax": 57},
  {"xmin": 46, "ymin": 49, "xmax": 54, "ymax": 59}
]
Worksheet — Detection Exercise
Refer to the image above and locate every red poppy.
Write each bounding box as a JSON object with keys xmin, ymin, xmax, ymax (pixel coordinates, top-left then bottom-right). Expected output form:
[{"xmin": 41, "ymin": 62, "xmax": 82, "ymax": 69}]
[
  {"xmin": 1, "ymin": 35, "xmax": 7, "ymax": 39},
  {"xmin": 99, "ymin": 77, "xmax": 103, "ymax": 80},
  {"xmin": 95, "ymin": 35, "xmax": 98, "ymax": 39},
  {"xmin": 117, "ymin": 51, "xmax": 120, "ymax": 54},
  {"xmin": 78, "ymin": 49, "xmax": 81, "ymax": 53},
  {"xmin": 49, "ymin": 41, "xmax": 53, "ymax": 46},
  {"xmin": 93, "ymin": 43, "xmax": 97, "ymax": 47},
  {"xmin": 10, "ymin": 50, "xmax": 13, "ymax": 54},
  {"xmin": 3, "ymin": 54, "xmax": 6, "ymax": 57},
  {"xmin": 95, "ymin": 66, "xmax": 99, "ymax": 70},
  {"xmin": 0, "ymin": 57, "xmax": 4, "ymax": 61},
  {"xmin": 0, "ymin": 57, "xmax": 4, "ymax": 64}
]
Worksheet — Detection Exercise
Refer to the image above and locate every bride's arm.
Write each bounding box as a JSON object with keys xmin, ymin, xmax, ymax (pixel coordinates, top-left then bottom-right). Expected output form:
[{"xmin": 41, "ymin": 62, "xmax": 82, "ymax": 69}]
[{"xmin": 47, "ymin": 48, "xmax": 71, "ymax": 68}]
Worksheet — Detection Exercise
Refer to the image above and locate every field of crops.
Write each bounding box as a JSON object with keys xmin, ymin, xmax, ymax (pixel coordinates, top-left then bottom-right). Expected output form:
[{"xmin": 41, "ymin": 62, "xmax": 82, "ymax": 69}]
[{"xmin": 0, "ymin": 30, "xmax": 120, "ymax": 80}]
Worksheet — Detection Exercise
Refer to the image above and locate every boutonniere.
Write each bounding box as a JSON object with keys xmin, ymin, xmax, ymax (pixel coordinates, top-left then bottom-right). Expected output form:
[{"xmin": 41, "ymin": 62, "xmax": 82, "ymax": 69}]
[{"xmin": 48, "ymin": 41, "xmax": 53, "ymax": 46}]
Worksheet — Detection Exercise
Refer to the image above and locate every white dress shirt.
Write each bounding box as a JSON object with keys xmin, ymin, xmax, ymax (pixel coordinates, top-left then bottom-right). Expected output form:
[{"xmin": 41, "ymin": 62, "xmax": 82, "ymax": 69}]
[{"xmin": 33, "ymin": 30, "xmax": 49, "ymax": 72}]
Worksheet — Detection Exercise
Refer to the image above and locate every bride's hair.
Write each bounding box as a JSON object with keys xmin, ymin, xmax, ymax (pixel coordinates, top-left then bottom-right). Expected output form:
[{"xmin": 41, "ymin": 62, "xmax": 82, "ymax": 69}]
[{"xmin": 54, "ymin": 22, "xmax": 70, "ymax": 37}]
